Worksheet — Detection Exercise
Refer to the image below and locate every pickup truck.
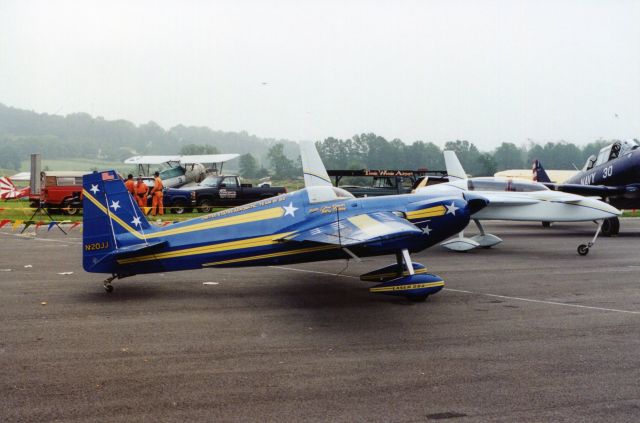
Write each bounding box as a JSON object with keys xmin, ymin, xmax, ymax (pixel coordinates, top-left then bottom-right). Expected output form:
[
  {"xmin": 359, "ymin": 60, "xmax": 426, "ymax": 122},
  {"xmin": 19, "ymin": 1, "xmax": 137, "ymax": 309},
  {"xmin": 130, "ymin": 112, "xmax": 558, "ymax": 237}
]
[
  {"xmin": 29, "ymin": 171, "xmax": 90, "ymax": 215},
  {"xmin": 327, "ymin": 169, "xmax": 448, "ymax": 198},
  {"xmin": 164, "ymin": 175, "xmax": 287, "ymax": 214}
]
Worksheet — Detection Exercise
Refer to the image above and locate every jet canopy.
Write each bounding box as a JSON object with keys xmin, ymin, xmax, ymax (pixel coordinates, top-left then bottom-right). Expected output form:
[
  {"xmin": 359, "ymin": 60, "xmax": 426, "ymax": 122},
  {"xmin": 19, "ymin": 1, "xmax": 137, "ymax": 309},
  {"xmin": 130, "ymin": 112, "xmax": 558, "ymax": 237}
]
[{"xmin": 467, "ymin": 178, "xmax": 549, "ymax": 192}]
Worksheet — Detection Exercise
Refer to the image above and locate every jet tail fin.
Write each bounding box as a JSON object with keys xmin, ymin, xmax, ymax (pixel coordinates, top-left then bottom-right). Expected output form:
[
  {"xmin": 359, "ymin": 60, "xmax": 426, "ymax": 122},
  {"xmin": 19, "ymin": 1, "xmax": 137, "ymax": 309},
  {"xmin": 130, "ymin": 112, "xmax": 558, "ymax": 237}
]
[
  {"xmin": 299, "ymin": 141, "xmax": 333, "ymax": 187},
  {"xmin": 82, "ymin": 171, "xmax": 156, "ymax": 273},
  {"xmin": 443, "ymin": 150, "xmax": 468, "ymax": 180},
  {"xmin": 532, "ymin": 160, "xmax": 551, "ymax": 183}
]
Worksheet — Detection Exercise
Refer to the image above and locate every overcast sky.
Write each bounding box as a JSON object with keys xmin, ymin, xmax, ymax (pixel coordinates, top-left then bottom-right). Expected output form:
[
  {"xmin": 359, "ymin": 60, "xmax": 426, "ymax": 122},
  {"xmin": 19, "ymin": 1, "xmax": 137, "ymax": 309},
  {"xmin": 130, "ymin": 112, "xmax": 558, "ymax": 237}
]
[{"xmin": 1, "ymin": 0, "xmax": 638, "ymax": 149}]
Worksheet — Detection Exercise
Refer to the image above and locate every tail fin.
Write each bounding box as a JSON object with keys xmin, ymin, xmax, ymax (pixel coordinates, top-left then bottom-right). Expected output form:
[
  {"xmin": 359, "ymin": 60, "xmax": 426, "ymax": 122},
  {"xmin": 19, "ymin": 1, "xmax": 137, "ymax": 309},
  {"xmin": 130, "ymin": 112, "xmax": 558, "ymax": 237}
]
[
  {"xmin": 443, "ymin": 150, "xmax": 468, "ymax": 180},
  {"xmin": 82, "ymin": 171, "xmax": 154, "ymax": 273},
  {"xmin": 299, "ymin": 141, "xmax": 332, "ymax": 187},
  {"xmin": 532, "ymin": 160, "xmax": 551, "ymax": 183}
]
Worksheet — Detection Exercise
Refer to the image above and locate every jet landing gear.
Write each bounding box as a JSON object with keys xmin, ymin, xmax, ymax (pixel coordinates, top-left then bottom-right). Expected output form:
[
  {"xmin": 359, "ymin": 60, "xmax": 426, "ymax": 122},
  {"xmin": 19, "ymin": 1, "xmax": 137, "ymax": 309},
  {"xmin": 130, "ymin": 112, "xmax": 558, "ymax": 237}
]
[
  {"xmin": 103, "ymin": 275, "xmax": 117, "ymax": 293},
  {"xmin": 361, "ymin": 249, "xmax": 445, "ymax": 302},
  {"xmin": 577, "ymin": 220, "xmax": 604, "ymax": 256}
]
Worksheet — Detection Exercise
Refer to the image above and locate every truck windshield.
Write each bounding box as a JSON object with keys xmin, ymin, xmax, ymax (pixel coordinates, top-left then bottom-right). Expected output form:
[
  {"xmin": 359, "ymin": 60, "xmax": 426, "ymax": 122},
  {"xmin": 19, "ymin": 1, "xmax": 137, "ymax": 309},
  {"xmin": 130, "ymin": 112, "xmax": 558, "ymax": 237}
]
[{"xmin": 201, "ymin": 176, "xmax": 223, "ymax": 187}]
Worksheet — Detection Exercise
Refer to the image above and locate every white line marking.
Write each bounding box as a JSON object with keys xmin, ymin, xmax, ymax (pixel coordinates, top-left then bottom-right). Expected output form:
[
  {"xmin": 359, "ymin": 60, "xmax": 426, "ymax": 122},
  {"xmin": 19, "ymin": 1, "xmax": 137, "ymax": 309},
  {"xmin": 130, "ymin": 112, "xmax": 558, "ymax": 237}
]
[
  {"xmin": 0, "ymin": 231, "xmax": 82, "ymax": 244},
  {"xmin": 202, "ymin": 282, "xmax": 219, "ymax": 285},
  {"xmin": 271, "ymin": 266, "xmax": 640, "ymax": 315},
  {"xmin": 445, "ymin": 288, "xmax": 640, "ymax": 315}
]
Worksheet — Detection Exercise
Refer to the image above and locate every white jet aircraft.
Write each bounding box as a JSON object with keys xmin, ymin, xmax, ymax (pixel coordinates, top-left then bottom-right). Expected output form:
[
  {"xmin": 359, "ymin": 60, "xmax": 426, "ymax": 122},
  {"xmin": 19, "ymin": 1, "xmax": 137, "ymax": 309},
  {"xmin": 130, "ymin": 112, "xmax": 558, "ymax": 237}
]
[
  {"xmin": 124, "ymin": 154, "xmax": 240, "ymax": 188},
  {"xmin": 415, "ymin": 151, "xmax": 621, "ymax": 256}
]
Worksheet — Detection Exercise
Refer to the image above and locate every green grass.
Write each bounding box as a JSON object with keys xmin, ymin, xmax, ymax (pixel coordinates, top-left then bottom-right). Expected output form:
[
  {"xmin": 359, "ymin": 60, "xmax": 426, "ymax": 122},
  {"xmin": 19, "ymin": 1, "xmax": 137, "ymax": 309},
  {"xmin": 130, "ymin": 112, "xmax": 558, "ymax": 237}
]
[{"xmin": 0, "ymin": 200, "xmax": 225, "ymax": 224}]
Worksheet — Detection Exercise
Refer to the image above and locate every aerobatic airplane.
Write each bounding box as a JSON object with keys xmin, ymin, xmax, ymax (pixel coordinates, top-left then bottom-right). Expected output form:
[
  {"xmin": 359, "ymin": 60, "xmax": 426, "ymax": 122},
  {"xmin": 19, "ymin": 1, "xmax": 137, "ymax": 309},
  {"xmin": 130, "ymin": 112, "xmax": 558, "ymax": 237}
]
[
  {"xmin": 82, "ymin": 142, "xmax": 488, "ymax": 301},
  {"xmin": 533, "ymin": 139, "xmax": 640, "ymax": 236},
  {"xmin": 415, "ymin": 151, "xmax": 621, "ymax": 255}
]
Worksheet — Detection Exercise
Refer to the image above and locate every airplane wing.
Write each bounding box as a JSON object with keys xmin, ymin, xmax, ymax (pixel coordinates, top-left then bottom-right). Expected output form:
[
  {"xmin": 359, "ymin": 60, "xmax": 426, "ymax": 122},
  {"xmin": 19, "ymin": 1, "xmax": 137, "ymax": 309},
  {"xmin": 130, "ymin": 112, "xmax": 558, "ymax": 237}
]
[
  {"xmin": 178, "ymin": 154, "xmax": 239, "ymax": 164},
  {"xmin": 282, "ymin": 211, "xmax": 423, "ymax": 246},
  {"xmin": 543, "ymin": 183, "xmax": 638, "ymax": 198},
  {"xmin": 124, "ymin": 155, "xmax": 181, "ymax": 165},
  {"xmin": 477, "ymin": 192, "xmax": 539, "ymax": 206}
]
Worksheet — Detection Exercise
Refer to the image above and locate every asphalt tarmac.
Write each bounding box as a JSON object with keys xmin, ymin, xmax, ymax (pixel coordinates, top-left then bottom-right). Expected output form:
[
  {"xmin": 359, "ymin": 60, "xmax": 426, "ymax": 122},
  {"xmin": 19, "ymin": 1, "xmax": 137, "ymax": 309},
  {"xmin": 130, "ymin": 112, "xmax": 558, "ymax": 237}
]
[{"xmin": 1, "ymin": 220, "xmax": 640, "ymax": 422}]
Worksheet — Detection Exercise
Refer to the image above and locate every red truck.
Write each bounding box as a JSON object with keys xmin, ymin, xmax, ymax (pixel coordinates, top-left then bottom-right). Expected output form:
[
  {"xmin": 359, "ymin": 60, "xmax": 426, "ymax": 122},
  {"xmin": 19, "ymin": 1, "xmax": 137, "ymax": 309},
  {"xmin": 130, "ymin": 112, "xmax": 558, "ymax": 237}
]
[{"xmin": 29, "ymin": 171, "xmax": 89, "ymax": 215}]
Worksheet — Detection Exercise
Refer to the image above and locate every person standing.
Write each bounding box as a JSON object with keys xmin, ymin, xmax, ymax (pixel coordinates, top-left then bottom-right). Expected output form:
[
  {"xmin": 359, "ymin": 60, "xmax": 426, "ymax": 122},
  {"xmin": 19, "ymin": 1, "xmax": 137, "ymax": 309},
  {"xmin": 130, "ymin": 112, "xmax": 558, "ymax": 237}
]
[
  {"xmin": 124, "ymin": 174, "xmax": 135, "ymax": 196},
  {"xmin": 150, "ymin": 171, "xmax": 164, "ymax": 216},
  {"xmin": 135, "ymin": 175, "xmax": 149, "ymax": 209}
]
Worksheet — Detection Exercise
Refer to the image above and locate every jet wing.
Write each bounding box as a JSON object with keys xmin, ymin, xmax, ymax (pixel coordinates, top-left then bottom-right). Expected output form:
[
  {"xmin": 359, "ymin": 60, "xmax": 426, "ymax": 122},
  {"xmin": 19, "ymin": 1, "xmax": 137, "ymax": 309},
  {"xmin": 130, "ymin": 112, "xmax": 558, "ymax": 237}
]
[
  {"xmin": 477, "ymin": 192, "xmax": 539, "ymax": 206},
  {"xmin": 543, "ymin": 183, "xmax": 638, "ymax": 198},
  {"xmin": 282, "ymin": 211, "xmax": 423, "ymax": 246}
]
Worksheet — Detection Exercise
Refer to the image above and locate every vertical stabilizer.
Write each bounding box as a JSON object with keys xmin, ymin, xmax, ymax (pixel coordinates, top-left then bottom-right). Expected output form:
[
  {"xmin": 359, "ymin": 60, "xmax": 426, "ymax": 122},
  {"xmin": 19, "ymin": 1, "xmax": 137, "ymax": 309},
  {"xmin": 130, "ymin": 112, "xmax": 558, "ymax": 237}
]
[
  {"xmin": 443, "ymin": 150, "xmax": 468, "ymax": 180},
  {"xmin": 299, "ymin": 141, "xmax": 333, "ymax": 187},
  {"xmin": 532, "ymin": 160, "xmax": 551, "ymax": 183},
  {"xmin": 82, "ymin": 171, "xmax": 154, "ymax": 272}
]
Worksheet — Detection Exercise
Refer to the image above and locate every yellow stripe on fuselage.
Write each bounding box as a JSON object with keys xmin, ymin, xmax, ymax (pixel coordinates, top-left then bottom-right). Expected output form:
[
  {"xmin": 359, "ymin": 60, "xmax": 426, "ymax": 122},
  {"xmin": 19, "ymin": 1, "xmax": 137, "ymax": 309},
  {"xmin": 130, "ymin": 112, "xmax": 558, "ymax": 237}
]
[
  {"xmin": 406, "ymin": 205, "xmax": 446, "ymax": 220},
  {"xmin": 83, "ymin": 190, "xmax": 286, "ymax": 240},
  {"xmin": 203, "ymin": 244, "xmax": 338, "ymax": 267},
  {"xmin": 348, "ymin": 214, "xmax": 392, "ymax": 238},
  {"xmin": 369, "ymin": 280, "xmax": 444, "ymax": 293},
  {"xmin": 116, "ymin": 232, "xmax": 294, "ymax": 264}
]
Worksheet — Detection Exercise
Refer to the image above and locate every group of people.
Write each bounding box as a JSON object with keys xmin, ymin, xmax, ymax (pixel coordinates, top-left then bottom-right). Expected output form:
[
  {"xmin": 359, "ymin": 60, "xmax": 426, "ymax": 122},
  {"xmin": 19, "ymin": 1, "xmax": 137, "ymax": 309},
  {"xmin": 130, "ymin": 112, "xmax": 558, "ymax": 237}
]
[{"xmin": 124, "ymin": 172, "xmax": 164, "ymax": 216}]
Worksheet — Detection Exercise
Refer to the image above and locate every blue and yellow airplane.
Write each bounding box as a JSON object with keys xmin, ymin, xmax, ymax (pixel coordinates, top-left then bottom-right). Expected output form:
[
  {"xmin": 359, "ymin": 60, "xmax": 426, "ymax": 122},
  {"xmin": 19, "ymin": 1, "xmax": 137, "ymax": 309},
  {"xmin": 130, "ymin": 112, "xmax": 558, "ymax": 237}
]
[{"xmin": 82, "ymin": 142, "xmax": 488, "ymax": 301}]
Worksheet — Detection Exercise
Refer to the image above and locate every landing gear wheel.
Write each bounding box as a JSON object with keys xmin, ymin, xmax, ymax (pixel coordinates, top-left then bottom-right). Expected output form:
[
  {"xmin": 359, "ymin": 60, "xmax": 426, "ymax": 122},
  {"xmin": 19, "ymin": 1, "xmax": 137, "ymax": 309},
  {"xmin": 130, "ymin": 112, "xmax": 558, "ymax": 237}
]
[
  {"xmin": 601, "ymin": 217, "xmax": 619, "ymax": 237},
  {"xmin": 577, "ymin": 244, "xmax": 589, "ymax": 256},
  {"xmin": 104, "ymin": 284, "xmax": 114, "ymax": 293},
  {"xmin": 408, "ymin": 295, "xmax": 428, "ymax": 302},
  {"xmin": 542, "ymin": 222, "xmax": 551, "ymax": 228}
]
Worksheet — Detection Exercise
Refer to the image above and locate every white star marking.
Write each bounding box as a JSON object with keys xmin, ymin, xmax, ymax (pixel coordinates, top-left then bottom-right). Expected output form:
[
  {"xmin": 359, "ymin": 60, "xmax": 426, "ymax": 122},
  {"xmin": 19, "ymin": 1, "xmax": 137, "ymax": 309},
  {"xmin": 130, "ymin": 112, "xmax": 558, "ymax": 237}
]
[
  {"xmin": 423, "ymin": 225, "xmax": 432, "ymax": 235},
  {"xmin": 283, "ymin": 202, "xmax": 298, "ymax": 217},
  {"xmin": 446, "ymin": 202, "xmax": 459, "ymax": 215},
  {"xmin": 110, "ymin": 200, "xmax": 121, "ymax": 212},
  {"xmin": 131, "ymin": 216, "xmax": 142, "ymax": 227},
  {"xmin": 90, "ymin": 184, "xmax": 100, "ymax": 195}
]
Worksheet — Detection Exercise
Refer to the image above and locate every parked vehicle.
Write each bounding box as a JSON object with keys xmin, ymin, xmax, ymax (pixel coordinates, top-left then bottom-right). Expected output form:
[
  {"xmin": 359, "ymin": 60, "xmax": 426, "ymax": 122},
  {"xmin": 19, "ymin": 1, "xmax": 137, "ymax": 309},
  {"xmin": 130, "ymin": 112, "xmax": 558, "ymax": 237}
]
[
  {"xmin": 164, "ymin": 175, "xmax": 287, "ymax": 213},
  {"xmin": 29, "ymin": 171, "xmax": 90, "ymax": 215}
]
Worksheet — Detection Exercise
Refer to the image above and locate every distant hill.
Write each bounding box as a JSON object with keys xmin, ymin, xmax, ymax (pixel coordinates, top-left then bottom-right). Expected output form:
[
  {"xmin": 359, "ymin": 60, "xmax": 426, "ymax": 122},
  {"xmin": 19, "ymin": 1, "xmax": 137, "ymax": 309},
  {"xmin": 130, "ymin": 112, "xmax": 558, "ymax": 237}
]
[{"xmin": 0, "ymin": 103, "xmax": 299, "ymax": 171}]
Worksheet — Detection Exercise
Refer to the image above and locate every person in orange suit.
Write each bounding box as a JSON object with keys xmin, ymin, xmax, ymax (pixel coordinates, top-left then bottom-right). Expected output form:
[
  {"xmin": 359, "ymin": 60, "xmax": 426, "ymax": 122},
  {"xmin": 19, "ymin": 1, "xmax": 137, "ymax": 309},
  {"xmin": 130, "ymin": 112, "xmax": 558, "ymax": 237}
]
[
  {"xmin": 150, "ymin": 171, "xmax": 164, "ymax": 216},
  {"xmin": 124, "ymin": 174, "xmax": 135, "ymax": 196},
  {"xmin": 135, "ymin": 175, "xmax": 149, "ymax": 209}
]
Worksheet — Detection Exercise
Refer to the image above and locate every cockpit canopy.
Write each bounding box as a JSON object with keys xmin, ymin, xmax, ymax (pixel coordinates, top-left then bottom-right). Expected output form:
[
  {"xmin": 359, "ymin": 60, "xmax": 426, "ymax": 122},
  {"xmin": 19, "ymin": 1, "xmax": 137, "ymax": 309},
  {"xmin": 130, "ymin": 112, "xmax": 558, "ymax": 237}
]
[
  {"xmin": 584, "ymin": 140, "xmax": 640, "ymax": 171},
  {"xmin": 305, "ymin": 186, "xmax": 355, "ymax": 203},
  {"xmin": 467, "ymin": 177, "xmax": 549, "ymax": 192}
]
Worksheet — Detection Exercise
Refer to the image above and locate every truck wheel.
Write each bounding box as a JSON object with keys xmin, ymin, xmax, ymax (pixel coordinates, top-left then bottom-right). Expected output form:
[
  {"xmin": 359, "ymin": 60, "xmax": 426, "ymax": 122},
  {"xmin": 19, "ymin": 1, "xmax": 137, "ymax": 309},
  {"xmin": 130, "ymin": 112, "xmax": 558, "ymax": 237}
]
[
  {"xmin": 171, "ymin": 199, "xmax": 191, "ymax": 215},
  {"xmin": 62, "ymin": 199, "xmax": 81, "ymax": 216},
  {"xmin": 198, "ymin": 199, "xmax": 213, "ymax": 213}
]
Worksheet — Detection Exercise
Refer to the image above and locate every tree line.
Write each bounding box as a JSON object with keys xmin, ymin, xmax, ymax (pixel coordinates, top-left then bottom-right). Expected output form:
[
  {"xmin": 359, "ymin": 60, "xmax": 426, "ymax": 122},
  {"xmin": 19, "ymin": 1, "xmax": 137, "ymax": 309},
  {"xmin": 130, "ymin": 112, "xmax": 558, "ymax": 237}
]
[
  {"xmin": 0, "ymin": 102, "xmax": 632, "ymax": 179},
  {"xmin": 238, "ymin": 134, "xmax": 624, "ymax": 180}
]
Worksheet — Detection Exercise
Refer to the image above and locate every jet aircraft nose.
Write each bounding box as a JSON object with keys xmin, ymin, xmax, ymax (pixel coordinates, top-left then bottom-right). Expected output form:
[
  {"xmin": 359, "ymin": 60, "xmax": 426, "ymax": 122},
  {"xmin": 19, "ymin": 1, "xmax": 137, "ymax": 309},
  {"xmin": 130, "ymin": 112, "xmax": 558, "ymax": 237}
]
[{"xmin": 463, "ymin": 192, "xmax": 489, "ymax": 215}]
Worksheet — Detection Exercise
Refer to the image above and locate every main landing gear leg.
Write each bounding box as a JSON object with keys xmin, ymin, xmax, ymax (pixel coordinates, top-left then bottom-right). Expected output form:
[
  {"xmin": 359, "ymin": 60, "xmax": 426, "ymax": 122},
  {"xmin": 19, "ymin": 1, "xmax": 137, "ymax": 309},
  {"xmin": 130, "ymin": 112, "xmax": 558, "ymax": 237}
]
[
  {"xmin": 578, "ymin": 220, "xmax": 603, "ymax": 256},
  {"xmin": 103, "ymin": 275, "xmax": 116, "ymax": 293}
]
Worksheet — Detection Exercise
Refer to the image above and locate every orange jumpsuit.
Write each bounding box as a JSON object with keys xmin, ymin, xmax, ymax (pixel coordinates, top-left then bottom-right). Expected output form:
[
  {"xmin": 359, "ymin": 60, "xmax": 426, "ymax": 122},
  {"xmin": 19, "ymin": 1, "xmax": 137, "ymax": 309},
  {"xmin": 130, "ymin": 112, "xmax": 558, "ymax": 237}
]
[
  {"xmin": 150, "ymin": 176, "xmax": 164, "ymax": 216},
  {"xmin": 135, "ymin": 181, "xmax": 148, "ymax": 208},
  {"xmin": 125, "ymin": 179, "xmax": 135, "ymax": 195}
]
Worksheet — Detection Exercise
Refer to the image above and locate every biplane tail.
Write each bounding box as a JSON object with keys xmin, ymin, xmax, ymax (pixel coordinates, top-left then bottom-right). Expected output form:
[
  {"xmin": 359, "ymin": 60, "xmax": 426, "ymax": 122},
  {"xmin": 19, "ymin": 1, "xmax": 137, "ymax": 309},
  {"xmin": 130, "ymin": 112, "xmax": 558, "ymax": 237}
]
[{"xmin": 82, "ymin": 171, "xmax": 160, "ymax": 273}]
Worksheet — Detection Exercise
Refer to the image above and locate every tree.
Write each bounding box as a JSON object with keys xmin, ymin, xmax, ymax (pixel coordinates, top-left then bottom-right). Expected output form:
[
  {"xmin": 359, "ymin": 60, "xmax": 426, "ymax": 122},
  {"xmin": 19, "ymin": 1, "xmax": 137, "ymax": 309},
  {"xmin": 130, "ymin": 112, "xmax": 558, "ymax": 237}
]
[
  {"xmin": 267, "ymin": 143, "xmax": 297, "ymax": 179},
  {"xmin": 493, "ymin": 142, "xmax": 525, "ymax": 171},
  {"xmin": 179, "ymin": 144, "xmax": 219, "ymax": 155},
  {"xmin": 0, "ymin": 144, "xmax": 21, "ymax": 170},
  {"xmin": 239, "ymin": 153, "xmax": 258, "ymax": 179}
]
